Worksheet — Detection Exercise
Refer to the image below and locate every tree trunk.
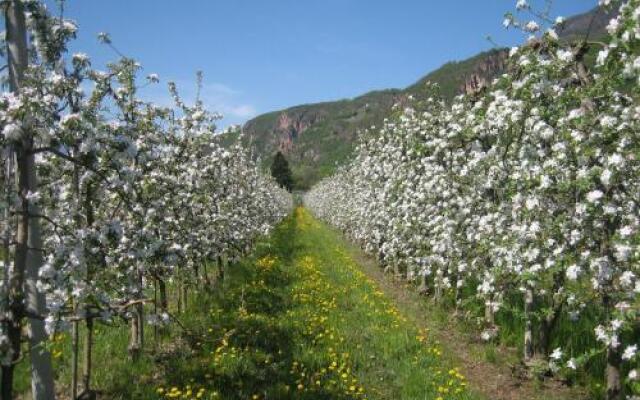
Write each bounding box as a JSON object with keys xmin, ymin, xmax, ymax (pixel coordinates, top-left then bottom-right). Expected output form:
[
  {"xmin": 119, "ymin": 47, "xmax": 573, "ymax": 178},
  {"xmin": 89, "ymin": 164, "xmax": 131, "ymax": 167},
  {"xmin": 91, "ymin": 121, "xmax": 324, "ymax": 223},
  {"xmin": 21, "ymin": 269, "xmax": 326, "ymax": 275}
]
[
  {"xmin": 2, "ymin": 364, "xmax": 15, "ymax": 400},
  {"xmin": 1, "ymin": 146, "xmax": 15, "ymax": 400},
  {"xmin": 81, "ymin": 182, "xmax": 95, "ymax": 397},
  {"xmin": 434, "ymin": 270, "xmax": 443, "ymax": 303},
  {"xmin": 2, "ymin": 147, "xmax": 13, "ymax": 308},
  {"xmin": 194, "ymin": 264, "xmax": 200, "ymax": 287},
  {"xmin": 82, "ymin": 317, "xmax": 94, "ymax": 394},
  {"xmin": 181, "ymin": 284, "xmax": 188, "ymax": 312},
  {"xmin": 538, "ymin": 272, "xmax": 565, "ymax": 358},
  {"xmin": 136, "ymin": 301, "xmax": 144, "ymax": 354},
  {"xmin": 538, "ymin": 304, "xmax": 562, "ymax": 358},
  {"xmin": 538, "ymin": 316, "xmax": 552, "ymax": 358},
  {"xmin": 0, "ymin": 150, "xmax": 12, "ymax": 398},
  {"xmin": 203, "ymin": 262, "xmax": 211, "ymax": 286},
  {"xmin": 217, "ymin": 255, "xmax": 225, "ymax": 282},
  {"xmin": 5, "ymin": 2, "xmax": 55, "ymax": 398},
  {"xmin": 26, "ymin": 137, "xmax": 56, "ymax": 400},
  {"xmin": 1, "ymin": 317, "xmax": 21, "ymax": 400},
  {"xmin": 128, "ymin": 272, "xmax": 144, "ymax": 359},
  {"xmin": 523, "ymin": 285, "xmax": 534, "ymax": 363},
  {"xmin": 417, "ymin": 272, "xmax": 428, "ymax": 295},
  {"xmin": 136, "ymin": 272, "xmax": 144, "ymax": 352},
  {"xmin": 158, "ymin": 278, "xmax": 168, "ymax": 312},
  {"xmin": 177, "ymin": 283, "xmax": 182, "ymax": 314},
  {"xmin": 603, "ymin": 293, "xmax": 622, "ymax": 400},
  {"xmin": 128, "ymin": 313, "xmax": 141, "ymax": 360},
  {"xmin": 453, "ymin": 275, "xmax": 461, "ymax": 315},
  {"xmin": 606, "ymin": 345, "xmax": 622, "ymax": 400},
  {"xmin": 71, "ymin": 314, "xmax": 79, "ymax": 399},
  {"xmin": 4, "ymin": 4, "xmax": 28, "ymax": 400},
  {"xmin": 153, "ymin": 279, "xmax": 159, "ymax": 348},
  {"xmin": 485, "ymin": 295, "xmax": 495, "ymax": 326}
]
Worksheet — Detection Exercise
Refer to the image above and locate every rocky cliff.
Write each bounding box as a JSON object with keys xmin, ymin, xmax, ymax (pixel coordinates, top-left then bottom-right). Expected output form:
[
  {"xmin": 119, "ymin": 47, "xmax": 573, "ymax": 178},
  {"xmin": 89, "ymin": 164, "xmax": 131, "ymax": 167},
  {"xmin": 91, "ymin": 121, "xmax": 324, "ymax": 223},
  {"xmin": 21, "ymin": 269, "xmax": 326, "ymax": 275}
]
[
  {"xmin": 275, "ymin": 111, "xmax": 319, "ymax": 153},
  {"xmin": 460, "ymin": 49, "xmax": 509, "ymax": 95}
]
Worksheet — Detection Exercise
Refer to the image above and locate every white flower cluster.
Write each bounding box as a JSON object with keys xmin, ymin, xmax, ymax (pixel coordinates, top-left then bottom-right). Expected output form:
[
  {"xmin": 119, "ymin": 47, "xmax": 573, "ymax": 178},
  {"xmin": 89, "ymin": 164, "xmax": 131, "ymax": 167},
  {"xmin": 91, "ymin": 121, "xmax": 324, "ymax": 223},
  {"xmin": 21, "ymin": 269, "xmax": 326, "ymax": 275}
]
[{"xmin": 306, "ymin": 0, "xmax": 640, "ymax": 394}]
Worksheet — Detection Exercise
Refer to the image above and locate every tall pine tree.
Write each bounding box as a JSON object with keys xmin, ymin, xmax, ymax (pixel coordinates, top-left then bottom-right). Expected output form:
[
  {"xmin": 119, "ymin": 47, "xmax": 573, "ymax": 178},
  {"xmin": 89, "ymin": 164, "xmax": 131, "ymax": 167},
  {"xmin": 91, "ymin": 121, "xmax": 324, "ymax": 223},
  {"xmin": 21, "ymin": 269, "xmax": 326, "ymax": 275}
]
[{"xmin": 270, "ymin": 151, "xmax": 293, "ymax": 191}]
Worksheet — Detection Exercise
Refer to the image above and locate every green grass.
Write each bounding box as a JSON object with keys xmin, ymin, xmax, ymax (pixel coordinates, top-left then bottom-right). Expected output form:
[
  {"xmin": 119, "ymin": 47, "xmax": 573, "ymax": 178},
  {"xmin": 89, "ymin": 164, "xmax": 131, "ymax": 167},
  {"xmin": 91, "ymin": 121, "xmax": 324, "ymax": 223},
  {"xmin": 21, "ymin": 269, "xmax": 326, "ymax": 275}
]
[{"xmin": 291, "ymin": 208, "xmax": 473, "ymax": 400}]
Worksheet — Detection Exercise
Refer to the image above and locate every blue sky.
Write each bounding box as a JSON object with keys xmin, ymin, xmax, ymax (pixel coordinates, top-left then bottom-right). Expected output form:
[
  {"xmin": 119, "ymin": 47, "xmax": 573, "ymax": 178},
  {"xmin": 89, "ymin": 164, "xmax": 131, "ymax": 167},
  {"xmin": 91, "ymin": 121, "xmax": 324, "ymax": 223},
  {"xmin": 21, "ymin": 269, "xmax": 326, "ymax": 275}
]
[{"xmin": 58, "ymin": 1, "xmax": 597, "ymax": 128}]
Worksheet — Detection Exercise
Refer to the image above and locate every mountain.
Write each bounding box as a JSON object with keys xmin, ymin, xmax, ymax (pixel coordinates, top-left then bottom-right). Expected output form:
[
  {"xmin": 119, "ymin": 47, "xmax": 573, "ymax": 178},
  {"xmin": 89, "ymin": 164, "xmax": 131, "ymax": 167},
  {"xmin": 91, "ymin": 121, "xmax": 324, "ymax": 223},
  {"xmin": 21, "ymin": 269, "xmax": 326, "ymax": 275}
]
[{"xmin": 227, "ymin": 6, "xmax": 613, "ymax": 190}]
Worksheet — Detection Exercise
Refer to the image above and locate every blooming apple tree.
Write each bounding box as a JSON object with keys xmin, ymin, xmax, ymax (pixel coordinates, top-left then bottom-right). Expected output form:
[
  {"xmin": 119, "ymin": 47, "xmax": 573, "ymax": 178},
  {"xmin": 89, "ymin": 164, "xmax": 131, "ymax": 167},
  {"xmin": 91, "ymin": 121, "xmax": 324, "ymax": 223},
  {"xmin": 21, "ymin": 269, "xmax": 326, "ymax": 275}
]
[
  {"xmin": 0, "ymin": 1, "xmax": 292, "ymax": 399},
  {"xmin": 306, "ymin": 1, "xmax": 639, "ymax": 398}
]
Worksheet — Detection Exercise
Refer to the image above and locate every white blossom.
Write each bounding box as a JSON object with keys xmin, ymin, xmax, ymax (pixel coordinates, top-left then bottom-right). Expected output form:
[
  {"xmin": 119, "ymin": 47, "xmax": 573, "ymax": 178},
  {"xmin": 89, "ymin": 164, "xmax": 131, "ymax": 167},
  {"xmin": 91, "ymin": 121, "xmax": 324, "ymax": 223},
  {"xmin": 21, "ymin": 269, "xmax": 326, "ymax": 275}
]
[
  {"xmin": 623, "ymin": 345, "xmax": 638, "ymax": 361},
  {"xmin": 586, "ymin": 190, "xmax": 604, "ymax": 204}
]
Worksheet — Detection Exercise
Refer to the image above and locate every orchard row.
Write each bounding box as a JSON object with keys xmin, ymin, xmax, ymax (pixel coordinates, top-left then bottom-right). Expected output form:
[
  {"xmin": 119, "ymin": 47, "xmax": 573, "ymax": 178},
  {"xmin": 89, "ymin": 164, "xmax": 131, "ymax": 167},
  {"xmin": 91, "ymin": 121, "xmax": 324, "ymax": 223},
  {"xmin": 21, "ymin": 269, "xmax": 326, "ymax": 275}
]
[
  {"xmin": 306, "ymin": 1, "xmax": 639, "ymax": 399},
  {"xmin": 0, "ymin": 1, "xmax": 291, "ymax": 399}
]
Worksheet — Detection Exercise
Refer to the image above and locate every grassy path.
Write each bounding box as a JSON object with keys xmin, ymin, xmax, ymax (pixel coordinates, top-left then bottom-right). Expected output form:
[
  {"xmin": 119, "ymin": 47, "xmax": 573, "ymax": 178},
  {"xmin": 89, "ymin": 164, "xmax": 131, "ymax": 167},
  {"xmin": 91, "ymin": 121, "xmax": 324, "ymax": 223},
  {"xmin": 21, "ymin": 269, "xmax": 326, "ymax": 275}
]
[{"xmin": 151, "ymin": 207, "xmax": 472, "ymax": 400}]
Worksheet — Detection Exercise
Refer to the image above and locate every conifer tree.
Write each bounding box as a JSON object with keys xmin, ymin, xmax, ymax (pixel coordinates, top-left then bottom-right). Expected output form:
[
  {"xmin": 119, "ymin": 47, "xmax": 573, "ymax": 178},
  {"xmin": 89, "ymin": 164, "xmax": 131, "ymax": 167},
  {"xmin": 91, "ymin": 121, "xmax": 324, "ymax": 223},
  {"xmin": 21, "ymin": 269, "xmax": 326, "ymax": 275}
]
[{"xmin": 270, "ymin": 151, "xmax": 293, "ymax": 191}]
